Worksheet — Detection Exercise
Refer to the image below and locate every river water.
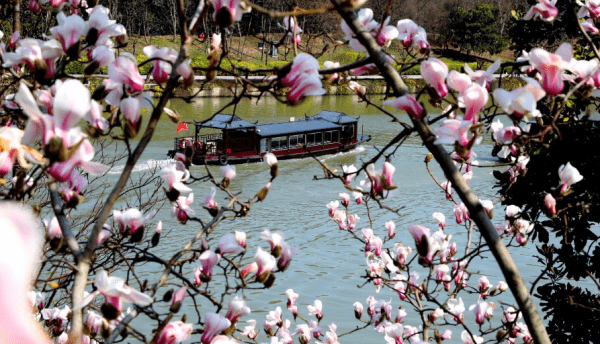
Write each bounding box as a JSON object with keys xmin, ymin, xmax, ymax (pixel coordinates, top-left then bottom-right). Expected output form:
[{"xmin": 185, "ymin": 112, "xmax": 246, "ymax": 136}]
[{"xmin": 105, "ymin": 95, "xmax": 589, "ymax": 342}]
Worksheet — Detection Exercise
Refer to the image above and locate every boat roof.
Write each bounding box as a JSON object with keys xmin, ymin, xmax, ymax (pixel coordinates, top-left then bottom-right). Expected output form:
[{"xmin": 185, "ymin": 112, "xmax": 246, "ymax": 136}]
[
  {"xmin": 196, "ymin": 114, "xmax": 256, "ymax": 129},
  {"xmin": 256, "ymin": 119, "xmax": 340, "ymax": 137},
  {"xmin": 311, "ymin": 110, "xmax": 358, "ymax": 124}
]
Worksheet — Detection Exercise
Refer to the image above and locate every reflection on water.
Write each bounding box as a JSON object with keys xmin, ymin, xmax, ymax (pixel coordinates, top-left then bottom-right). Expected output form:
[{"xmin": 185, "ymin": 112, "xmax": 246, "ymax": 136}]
[{"xmin": 110, "ymin": 96, "xmax": 591, "ymax": 342}]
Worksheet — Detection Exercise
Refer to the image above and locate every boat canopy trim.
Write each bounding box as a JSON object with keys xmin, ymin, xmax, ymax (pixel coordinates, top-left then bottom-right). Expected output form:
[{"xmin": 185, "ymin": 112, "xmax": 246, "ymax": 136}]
[
  {"xmin": 311, "ymin": 110, "xmax": 358, "ymax": 124},
  {"xmin": 196, "ymin": 114, "xmax": 257, "ymax": 129},
  {"xmin": 256, "ymin": 119, "xmax": 340, "ymax": 137}
]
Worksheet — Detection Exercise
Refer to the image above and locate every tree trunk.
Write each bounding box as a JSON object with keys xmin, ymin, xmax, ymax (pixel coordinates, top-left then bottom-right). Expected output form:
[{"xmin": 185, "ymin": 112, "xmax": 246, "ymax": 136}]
[{"xmin": 13, "ymin": 1, "xmax": 21, "ymax": 32}]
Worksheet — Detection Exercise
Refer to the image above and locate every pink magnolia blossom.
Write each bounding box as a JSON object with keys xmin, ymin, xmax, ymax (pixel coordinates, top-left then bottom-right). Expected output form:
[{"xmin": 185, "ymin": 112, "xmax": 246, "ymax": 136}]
[
  {"xmin": 523, "ymin": 0, "xmax": 558, "ymax": 22},
  {"xmin": 156, "ymin": 321, "xmax": 193, "ymax": 344},
  {"xmin": 348, "ymin": 213, "xmax": 360, "ymax": 230},
  {"xmin": 113, "ymin": 208, "xmax": 156, "ymax": 235},
  {"xmin": 461, "ymin": 330, "xmax": 484, "ymax": 344},
  {"xmin": 480, "ymin": 199, "xmax": 494, "ymax": 218},
  {"xmin": 49, "ymin": 12, "xmax": 85, "ymax": 53},
  {"xmin": 447, "ymin": 70, "xmax": 472, "ymax": 93},
  {"xmin": 578, "ymin": 0, "xmax": 600, "ymax": 18},
  {"xmin": 342, "ymin": 164, "xmax": 357, "ymax": 184},
  {"xmin": 469, "ymin": 299, "xmax": 495, "ymax": 324},
  {"xmin": 201, "ymin": 313, "xmax": 231, "ymax": 344},
  {"xmin": 199, "ymin": 250, "xmax": 221, "ymax": 281},
  {"xmin": 453, "ymin": 203, "xmax": 470, "ymax": 224},
  {"xmin": 353, "ymin": 190, "xmax": 363, "ymax": 204},
  {"xmin": 0, "ymin": 127, "xmax": 40, "ymax": 177},
  {"xmin": 308, "ymin": 300, "xmax": 323, "ymax": 320},
  {"xmin": 447, "ymin": 297, "xmax": 465, "ymax": 322},
  {"xmin": 408, "ymin": 224, "xmax": 430, "ymax": 245},
  {"xmin": 209, "ymin": 0, "xmax": 249, "ymax": 28},
  {"xmin": 492, "ymin": 77, "xmax": 545, "ymax": 120},
  {"xmin": 505, "ymin": 205, "xmax": 521, "ymax": 218},
  {"xmin": 160, "ymin": 161, "xmax": 191, "ymax": 193},
  {"xmin": 332, "ymin": 209, "xmax": 347, "ymax": 230},
  {"xmin": 465, "ymin": 59, "xmax": 501, "ymax": 88},
  {"xmin": 79, "ymin": 270, "xmax": 153, "ymax": 312},
  {"xmin": 529, "ymin": 43, "xmax": 572, "ymax": 95},
  {"xmin": 260, "ymin": 229, "xmax": 284, "ymax": 256},
  {"xmin": 434, "ymin": 119, "xmax": 472, "ymax": 147},
  {"xmin": 254, "ymin": 247, "xmax": 276, "ymax": 282},
  {"xmin": 432, "ymin": 212, "xmax": 446, "ymax": 228},
  {"xmin": 478, "ymin": 276, "xmax": 491, "ymax": 296},
  {"xmin": 264, "ymin": 306, "xmax": 283, "ymax": 332},
  {"xmin": 234, "ymin": 230, "xmax": 246, "ymax": 248},
  {"xmin": 172, "ymin": 193, "xmax": 195, "ymax": 223},
  {"xmin": 225, "ymin": 295, "xmax": 251, "ymax": 323},
  {"xmin": 421, "ymin": 57, "xmax": 449, "ymax": 98},
  {"xmin": 385, "ymin": 220, "xmax": 395, "ymax": 238},
  {"xmin": 340, "ymin": 9, "xmax": 378, "ymax": 52},
  {"xmin": 558, "ymin": 162, "xmax": 583, "ymax": 192},
  {"xmin": 514, "ymin": 218, "xmax": 534, "ymax": 245},
  {"xmin": 339, "ymin": 192, "xmax": 350, "ymax": 207},
  {"xmin": 217, "ymin": 233, "xmax": 245, "ymax": 255},
  {"xmin": 0, "ymin": 204, "xmax": 51, "ymax": 343},
  {"xmin": 108, "ymin": 54, "xmax": 144, "ymax": 93},
  {"xmin": 348, "ymin": 81, "xmax": 366, "ymax": 96},
  {"xmin": 43, "ymin": 215, "xmax": 63, "ymax": 240},
  {"xmin": 203, "ymin": 187, "xmax": 219, "ymax": 214},
  {"xmin": 441, "ymin": 180, "xmax": 452, "ymax": 199},
  {"xmin": 435, "ymin": 264, "xmax": 450, "ymax": 283},
  {"xmin": 462, "ymin": 83, "xmax": 488, "ymax": 123},
  {"xmin": 382, "ymin": 94, "xmax": 424, "ymax": 119},
  {"xmin": 86, "ymin": 5, "xmax": 127, "ymax": 44},
  {"xmin": 242, "ymin": 320, "xmax": 258, "ymax": 339},
  {"xmin": 396, "ymin": 19, "xmax": 429, "ymax": 51},
  {"xmin": 286, "ymin": 289, "xmax": 299, "ymax": 316},
  {"xmin": 278, "ymin": 241, "xmax": 298, "ymax": 271},
  {"xmin": 220, "ymin": 165, "xmax": 236, "ymax": 181},
  {"xmin": 323, "ymin": 60, "xmax": 341, "ymax": 80},
  {"xmin": 544, "ymin": 193, "xmax": 557, "ymax": 216},
  {"xmin": 281, "ymin": 54, "xmax": 326, "ymax": 104}
]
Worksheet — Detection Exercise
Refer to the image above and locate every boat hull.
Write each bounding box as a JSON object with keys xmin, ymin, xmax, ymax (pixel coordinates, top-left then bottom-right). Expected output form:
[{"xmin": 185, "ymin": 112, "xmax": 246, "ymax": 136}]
[{"xmin": 187, "ymin": 135, "xmax": 371, "ymax": 165}]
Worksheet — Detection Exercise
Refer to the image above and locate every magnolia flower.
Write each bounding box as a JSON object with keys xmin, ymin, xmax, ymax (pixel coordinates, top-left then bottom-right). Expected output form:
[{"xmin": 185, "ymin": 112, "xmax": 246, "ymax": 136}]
[
  {"xmin": 353, "ymin": 191, "xmax": 364, "ymax": 204},
  {"xmin": 203, "ymin": 187, "xmax": 219, "ymax": 215},
  {"xmin": 579, "ymin": 0, "xmax": 600, "ymax": 18},
  {"xmin": 383, "ymin": 94, "xmax": 424, "ymax": 119},
  {"xmin": 408, "ymin": 224, "xmax": 430, "ymax": 245},
  {"xmin": 78, "ymin": 270, "xmax": 153, "ymax": 312},
  {"xmin": 0, "ymin": 127, "xmax": 42, "ymax": 177},
  {"xmin": 281, "ymin": 53, "xmax": 326, "ymax": 104},
  {"xmin": 523, "ymin": 0, "xmax": 558, "ymax": 22},
  {"xmin": 220, "ymin": 165, "xmax": 236, "ymax": 182},
  {"xmin": 108, "ymin": 55, "xmax": 145, "ymax": 93},
  {"xmin": 225, "ymin": 295, "xmax": 251, "ymax": 323},
  {"xmin": 492, "ymin": 77, "xmax": 545, "ymax": 120},
  {"xmin": 447, "ymin": 297, "xmax": 465, "ymax": 322},
  {"xmin": 544, "ymin": 193, "xmax": 557, "ymax": 216},
  {"xmin": 348, "ymin": 81, "xmax": 366, "ymax": 97},
  {"xmin": 260, "ymin": 229, "xmax": 284, "ymax": 256},
  {"xmin": 209, "ymin": 0, "xmax": 249, "ymax": 28},
  {"xmin": 241, "ymin": 320, "xmax": 258, "ymax": 339},
  {"xmin": 505, "ymin": 205, "xmax": 521, "ymax": 218},
  {"xmin": 421, "ymin": 57, "xmax": 449, "ymax": 98},
  {"xmin": 160, "ymin": 161, "xmax": 191, "ymax": 193},
  {"xmin": 385, "ymin": 220, "xmax": 395, "ymax": 238},
  {"xmin": 529, "ymin": 43, "xmax": 572, "ymax": 95},
  {"xmin": 201, "ymin": 313, "xmax": 231, "ymax": 344},
  {"xmin": 465, "ymin": 59, "xmax": 501, "ymax": 88},
  {"xmin": 199, "ymin": 250, "xmax": 221, "ymax": 281},
  {"xmin": 307, "ymin": 300, "xmax": 323, "ymax": 320},
  {"xmin": 432, "ymin": 212, "xmax": 446, "ymax": 228},
  {"xmin": 49, "ymin": 12, "xmax": 86, "ymax": 53},
  {"xmin": 461, "ymin": 330, "xmax": 484, "ymax": 344},
  {"xmin": 348, "ymin": 213, "xmax": 360, "ymax": 230},
  {"xmin": 217, "ymin": 233, "xmax": 245, "ymax": 255},
  {"xmin": 469, "ymin": 299, "xmax": 495, "ymax": 324},
  {"xmin": 254, "ymin": 247, "xmax": 277, "ymax": 282},
  {"xmin": 0, "ymin": 204, "xmax": 51, "ymax": 343},
  {"xmin": 113, "ymin": 208, "xmax": 156, "ymax": 236},
  {"xmin": 156, "ymin": 321, "xmax": 193, "ymax": 344},
  {"xmin": 172, "ymin": 193, "xmax": 195, "ymax": 223},
  {"xmin": 558, "ymin": 162, "xmax": 583, "ymax": 192},
  {"xmin": 396, "ymin": 19, "xmax": 429, "ymax": 51},
  {"xmin": 462, "ymin": 83, "xmax": 488, "ymax": 123},
  {"xmin": 453, "ymin": 203, "xmax": 470, "ymax": 224},
  {"xmin": 339, "ymin": 192, "xmax": 350, "ymax": 207}
]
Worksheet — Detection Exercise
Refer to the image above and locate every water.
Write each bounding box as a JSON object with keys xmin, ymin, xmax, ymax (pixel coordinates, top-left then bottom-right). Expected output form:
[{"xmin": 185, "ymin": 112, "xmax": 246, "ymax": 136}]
[{"xmin": 101, "ymin": 95, "xmax": 592, "ymax": 342}]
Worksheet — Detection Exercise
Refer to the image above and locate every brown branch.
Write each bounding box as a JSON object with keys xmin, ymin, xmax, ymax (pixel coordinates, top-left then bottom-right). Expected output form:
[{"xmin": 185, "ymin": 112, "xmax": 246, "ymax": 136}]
[{"xmin": 330, "ymin": 1, "xmax": 551, "ymax": 344}]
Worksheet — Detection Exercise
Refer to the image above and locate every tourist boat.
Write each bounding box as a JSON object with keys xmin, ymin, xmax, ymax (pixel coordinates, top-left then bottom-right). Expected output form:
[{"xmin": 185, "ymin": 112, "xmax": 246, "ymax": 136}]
[{"xmin": 167, "ymin": 110, "xmax": 371, "ymax": 165}]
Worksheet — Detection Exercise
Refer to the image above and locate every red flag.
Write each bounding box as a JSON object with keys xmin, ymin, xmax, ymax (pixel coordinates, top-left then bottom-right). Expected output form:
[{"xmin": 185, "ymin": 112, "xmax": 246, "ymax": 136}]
[{"xmin": 176, "ymin": 122, "xmax": 188, "ymax": 133}]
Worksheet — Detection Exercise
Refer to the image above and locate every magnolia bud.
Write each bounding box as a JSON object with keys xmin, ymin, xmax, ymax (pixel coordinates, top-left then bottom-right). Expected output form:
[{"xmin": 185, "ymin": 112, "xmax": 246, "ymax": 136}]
[{"xmin": 163, "ymin": 289, "xmax": 174, "ymax": 302}]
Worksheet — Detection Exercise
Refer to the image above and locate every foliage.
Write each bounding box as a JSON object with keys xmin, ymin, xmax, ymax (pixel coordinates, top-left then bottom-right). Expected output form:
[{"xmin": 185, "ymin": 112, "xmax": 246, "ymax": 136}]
[{"xmin": 442, "ymin": 4, "xmax": 510, "ymax": 56}]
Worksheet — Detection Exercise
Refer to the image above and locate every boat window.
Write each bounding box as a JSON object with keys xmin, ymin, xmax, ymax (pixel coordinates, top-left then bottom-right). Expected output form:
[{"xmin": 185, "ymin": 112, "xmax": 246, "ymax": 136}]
[
  {"xmin": 289, "ymin": 134, "xmax": 305, "ymax": 148},
  {"xmin": 324, "ymin": 131, "xmax": 332, "ymax": 143},
  {"xmin": 332, "ymin": 130, "xmax": 339, "ymax": 142},
  {"xmin": 260, "ymin": 139, "xmax": 268, "ymax": 153},
  {"xmin": 315, "ymin": 132, "xmax": 323, "ymax": 145},
  {"xmin": 342, "ymin": 125, "xmax": 354, "ymax": 138},
  {"xmin": 306, "ymin": 133, "xmax": 315, "ymax": 146},
  {"xmin": 271, "ymin": 136, "xmax": 288, "ymax": 150}
]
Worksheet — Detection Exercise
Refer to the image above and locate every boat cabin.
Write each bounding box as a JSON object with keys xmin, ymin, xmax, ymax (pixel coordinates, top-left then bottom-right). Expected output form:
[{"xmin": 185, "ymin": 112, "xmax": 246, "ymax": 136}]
[{"xmin": 170, "ymin": 110, "xmax": 368, "ymax": 165}]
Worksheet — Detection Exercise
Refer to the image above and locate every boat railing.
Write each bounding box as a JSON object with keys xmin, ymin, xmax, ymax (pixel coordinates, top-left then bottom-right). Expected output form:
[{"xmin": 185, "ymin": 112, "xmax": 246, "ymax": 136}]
[{"xmin": 198, "ymin": 133, "xmax": 223, "ymax": 142}]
